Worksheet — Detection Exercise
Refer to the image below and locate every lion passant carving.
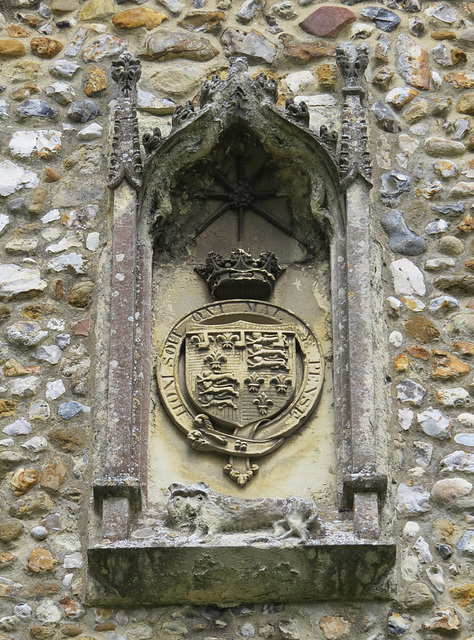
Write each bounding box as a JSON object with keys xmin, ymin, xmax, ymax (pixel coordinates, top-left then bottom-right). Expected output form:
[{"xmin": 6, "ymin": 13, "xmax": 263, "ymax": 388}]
[{"xmin": 166, "ymin": 482, "xmax": 320, "ymax": 543}]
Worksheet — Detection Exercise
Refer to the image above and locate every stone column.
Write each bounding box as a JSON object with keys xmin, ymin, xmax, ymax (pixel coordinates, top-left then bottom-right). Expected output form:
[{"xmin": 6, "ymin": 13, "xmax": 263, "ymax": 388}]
[
  {"xmin": 336, "ymin": 43, "xmax": 387, "ymax": 539},
  {"xmin": 93, "ymin": 53, "xmax": 143, "ymax": 541}
]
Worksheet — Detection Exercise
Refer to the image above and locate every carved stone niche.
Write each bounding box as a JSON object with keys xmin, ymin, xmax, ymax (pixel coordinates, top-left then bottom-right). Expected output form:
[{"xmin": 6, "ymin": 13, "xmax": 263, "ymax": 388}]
[{"xmin": 88, "ymin": 52, "xmax": 396, "ymax": 606}]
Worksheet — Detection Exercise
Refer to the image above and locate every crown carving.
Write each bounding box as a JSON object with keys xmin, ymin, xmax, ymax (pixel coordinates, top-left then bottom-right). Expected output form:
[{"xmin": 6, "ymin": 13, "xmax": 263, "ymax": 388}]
[{"xmin": 196, "ymin": 250, "xmax": 285, "ymax": 301}]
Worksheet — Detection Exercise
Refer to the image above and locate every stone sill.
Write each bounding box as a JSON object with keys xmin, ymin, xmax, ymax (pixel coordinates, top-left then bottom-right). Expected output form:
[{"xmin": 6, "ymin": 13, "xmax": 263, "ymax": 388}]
[{"xmin": 87, "ymin": 541, "xmax": 396, "ymax": 606}]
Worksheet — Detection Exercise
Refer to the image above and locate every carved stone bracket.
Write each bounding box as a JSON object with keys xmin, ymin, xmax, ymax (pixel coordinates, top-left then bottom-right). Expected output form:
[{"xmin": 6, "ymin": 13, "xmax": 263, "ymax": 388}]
[
  {"xmin": 108, "ymin": 52, "xmax": 143, "ymax": 191},
  {"xmin": 336, "ymin": 43, "xmax": 372, "ymax": 188}
]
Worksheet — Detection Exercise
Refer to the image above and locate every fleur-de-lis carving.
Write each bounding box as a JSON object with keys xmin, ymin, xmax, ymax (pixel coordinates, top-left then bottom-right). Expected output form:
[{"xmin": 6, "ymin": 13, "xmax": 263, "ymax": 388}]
[
  {"xmin": 216, "ymin": 332, "xmax": 239, "ymax": 349},
  {"xmin": 253, "ymin": 392, "xmax": 273, "ymax": 416},
  {"xmin": 244, "ymin": 372, "xmax": 265, "ymax": 393},
  {"xmin": 203, "ymin": 349, "xmax": 227, "ymax": 371},
  {"xmin": 270, "ymin": 374, "xmax": 292, "ymax": 394}
]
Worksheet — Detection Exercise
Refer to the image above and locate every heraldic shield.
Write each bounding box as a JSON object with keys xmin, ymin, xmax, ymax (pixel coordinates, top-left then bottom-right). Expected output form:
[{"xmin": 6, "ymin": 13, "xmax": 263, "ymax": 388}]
[
  {"xmin": 186, "ymin": 322, "xmax": 296, "ymax": 431},
  {"xmin": 158, "ymin": 300, "xmax": 324, "ymax": 486}
]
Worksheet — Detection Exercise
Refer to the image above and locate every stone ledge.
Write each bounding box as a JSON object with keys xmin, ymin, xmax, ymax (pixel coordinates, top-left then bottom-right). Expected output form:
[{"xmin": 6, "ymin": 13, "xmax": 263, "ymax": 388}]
[{"xmin": 87, "ymin": 541, "xmax": 396, "ymax": 606}]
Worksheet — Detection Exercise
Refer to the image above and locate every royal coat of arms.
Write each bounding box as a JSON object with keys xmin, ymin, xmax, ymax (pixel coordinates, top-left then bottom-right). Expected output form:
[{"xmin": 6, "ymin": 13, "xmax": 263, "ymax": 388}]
[{"xmin": 158, "ymin": 251, "xmax": 324, "ymax": 486}]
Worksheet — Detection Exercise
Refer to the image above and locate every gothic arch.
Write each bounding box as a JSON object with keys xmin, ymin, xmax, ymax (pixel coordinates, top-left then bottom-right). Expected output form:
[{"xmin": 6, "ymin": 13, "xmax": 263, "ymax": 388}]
[{"xmin": 88, "ymin": 48, "xmax": 395, "ymax": 606}]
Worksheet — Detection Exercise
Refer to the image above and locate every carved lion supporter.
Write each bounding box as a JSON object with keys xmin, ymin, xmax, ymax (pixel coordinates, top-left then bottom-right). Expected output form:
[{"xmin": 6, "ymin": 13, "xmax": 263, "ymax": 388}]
[{"xmin": 166, "ymin": 482, "xmax": 320, "ymax": 543}]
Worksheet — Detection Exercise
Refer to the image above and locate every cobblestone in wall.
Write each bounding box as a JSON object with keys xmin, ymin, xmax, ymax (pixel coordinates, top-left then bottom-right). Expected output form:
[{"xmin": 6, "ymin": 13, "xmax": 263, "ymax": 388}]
[{"xmin": 0, "ymin": 0, "xmax": 473, "ymax": 638}]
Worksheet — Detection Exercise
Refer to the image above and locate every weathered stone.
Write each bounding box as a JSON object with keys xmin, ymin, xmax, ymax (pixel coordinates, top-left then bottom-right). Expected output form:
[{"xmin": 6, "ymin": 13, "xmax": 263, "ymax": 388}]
[
  {"xmin": 299, "ymin": 6, "xmax": 356, "ymax": 38},
  {"xmin": 9, "ymin": 491, "xmax": 53, "ymax": 518},
  {"xmin": 390, "ymin": 258, "xmax": 425, "ymax": 296},
  {"xmin": 46, "ymin": 81, "xmax": 75, "ymax": 105},
  {"xmin": 432, "ymin": 478, "xmax": 472, "ymax": 503},
  {"xmin": 0, "ymin": 265, "xmax": 46, "ymax": 301},
  {"xmin": 49, "ymin": 59, "xmax": 80, "ymax": 79},
  {"xmin": 431, "ymin": 29, "xmax": 456, "ymax": 40},
  {"xmin": 30, "ymin": 38, "xmax": 63, "ymax": 60},
  {"xmin": 48, "ymin": 425, "xmax": 85, "ymax": 451},
  {"xmin": 371, "ymin": 66, "xmax": 394, "ymax": 89},
  {"xmin": 199, "ymin": 31, "xmax": 282, "ymax": 63},
  {"xmin": 405, "ymin": 582, "xmax": 435, "ymax": 610},
  {"xmin": 272, "ymin": 1, "xmax": 296, "ymax": 20},
  {"xmin": 380, "ymin": 172, "xmax": 411, "ymax": 205},
  {"xmin": 83, "ymin": 67, "xmax": 107, "ymax": 97},
  {"xmin": 444, "ymin": 73, "xmax": 474, "ymax": 90},
  {"xmin": 405, "ymin": 316, "xmax": 440, "ymax": 343},
  {"xmin": 114, "ymin": 7, "xmax": 168, "ymax": 30},
  {"xmin": 82, "ymin": 35, "xmax": 128, "ymax": 63},
  {"xmin": 178, "ymin": 11, "xmax": 225, "ymax": 33},
  {"xmin": 6, "ymin": 231, "xmax": 38, "ymax": 254},
  {"xmin": 381, "ymin": 210, "xmax": 425, "ymax": 255},
  {"xmin": 361, "ymin": 7, "xmax": 400, "ymax": 32},
  {"xmin": 315, "ymin": 64, "xmax": 337, "ymax": 90},
  {"xmin": 400, "ymin": 295, "xmax": 425, "ymax": 312},
  {"xmin": 396, "ymin": 483, "xmax": 430, "ymax": 513},
  {"xmin": 139, "ymin": 29, "xmax": 219, "ymax": 62},
  {"xmin": 0, "ymin": 40, "xmax": 26, "ymax": 58},
  {"xmin": 434, "ymin": 160, "xmax": 458, "ymax": 178},
  {"xmin": 61, "ymin": 625, "xmax": 83, "ymax": 637},
  {"xmin": 433, "ymin": 202, "xmax": 465, "ymax": 216},
  {"xmin": 0, "ymin": 400, "xmax": 17, "ymax": 418},
  {"xmin": 156, "ymin": 0, "xmax": 184, "ymax": 15},
  {"xmin": 393, "ymin": 353, "xmax": 409, "ymax": 373},
  {"xmin": 8, "ymin": 377, "xmax": 41, "ymax": 398},
  {"xmin": 7, "ymin": 25, "xmax": 30, "ymax": 38},
  {"xmin": 80, "ymin": 0, "xmax": 115, "ymax": 21},
  {"xmin": 425, "ymin": 137, "xmax": 466, "ymax": 157},
  {"xmin": 58, "ymin": 400, "xmax": 90, "ymax": 419},
  {"xmin": 9, "ymin": 130, "xmax": 62, "ymax": 158},
  {"xmin": 386, "ymin": 86, "xmax": 418, "ymax": 110},
  {"xmin": 421, "ymin": 609, "xmax": 461, "ymax": 632},
  {"xmin": 11, "ymin": 468, "xmax": 39, "ymax": 496},
  {"xmin": 438, "ymin": 235, "xmax": 463, "ymax": 256},
  {"xmin": 453, "ymin": 342, "xmax": 474, "ymax": 356},
  {"xmin": 50, "ymin": 0, "xmax": 80, "ymax": 13},
  {"xmin": 59, "ymin": 596, "xmax": 84, "ymax": 619},
  {"xmin": 17, "ymin": 99, "xmax": 58, "ymax": 119},
  {"xmin": 450, "ymin": 584, "xmax": 474, "ymax": 608},
  {"xmin": 429, "ymin": 294, "xmax": 459, "ymax": 312},
  {"xmin": 319, "ymin": 616, "xmax": 350, "ymax": 640},
  {"xmin": 137, "ymin": 89, "xmax": 175, "ymax": 115},
  {"xmin": 457, "ymin": 93, "xmax": 474, "ymax": 116},
  {"xmin": 279, "ymin": 34, "xmax": 335, "ymax": 62},
  {"xmin": 372, "ymin": 101, "xmax": 401, "ymax": 133},
  {"xmin": 403, "ymin": 100, "xmax": 428, "ymax": 124},
  {"xmin": 28, "ymin": 185, "xmax": 47, "ymax": 215},
  {"xmin": 418, "ymin": 407, "xmax": 452, "ymax": 439},
  {"xmin": 39, "ymin": 456, "xmax": 67, "ymax": 491},
  {"xmin": 432, "ymin": 42, "xmax": 450, "ymax": 66},
  {"xmin": 431, "ymin": 350, "xmax": 470, "ymax": 378},
  {"xmin": 25, "ymin": 547, "xmax": 57, "ymax": 573},
  {"xmin": 237, "ymin": 0, "xmax": 265, "ymax": 23},
  {"xmin": 0, "ymin": 519, "xmax": 23, "ymax": 542},
  {"xmin": 397, "ymin": 34, "xmax": 430, "ymax": 90},
  {"xmin": 435, "ymin": 274, "xmax": 474, "ymax": 294},
  {"xmin": 397, "ymin": 378, "xmax": 426, "ymax": 405},
  {"xmin": 350, "ymin": 22, "xmax": 374, "ymax": 39},
  {"xmin": 67, "ymin": 100, "xmax": 101, "ymax": 123},
  {"xmin": 67, "ymin": 281, "xmax": 94, "ymax": 308},
  {"xmin": 383, "ymin": 0, "xmax": 420, "ymax": 11},
  {"xmin": 450, "ymin": 182, "xmax": 474, "ymax": 199},
  {"xmin": 8, "ymin": 353, "xmax": 33, "ymax": 383}
]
